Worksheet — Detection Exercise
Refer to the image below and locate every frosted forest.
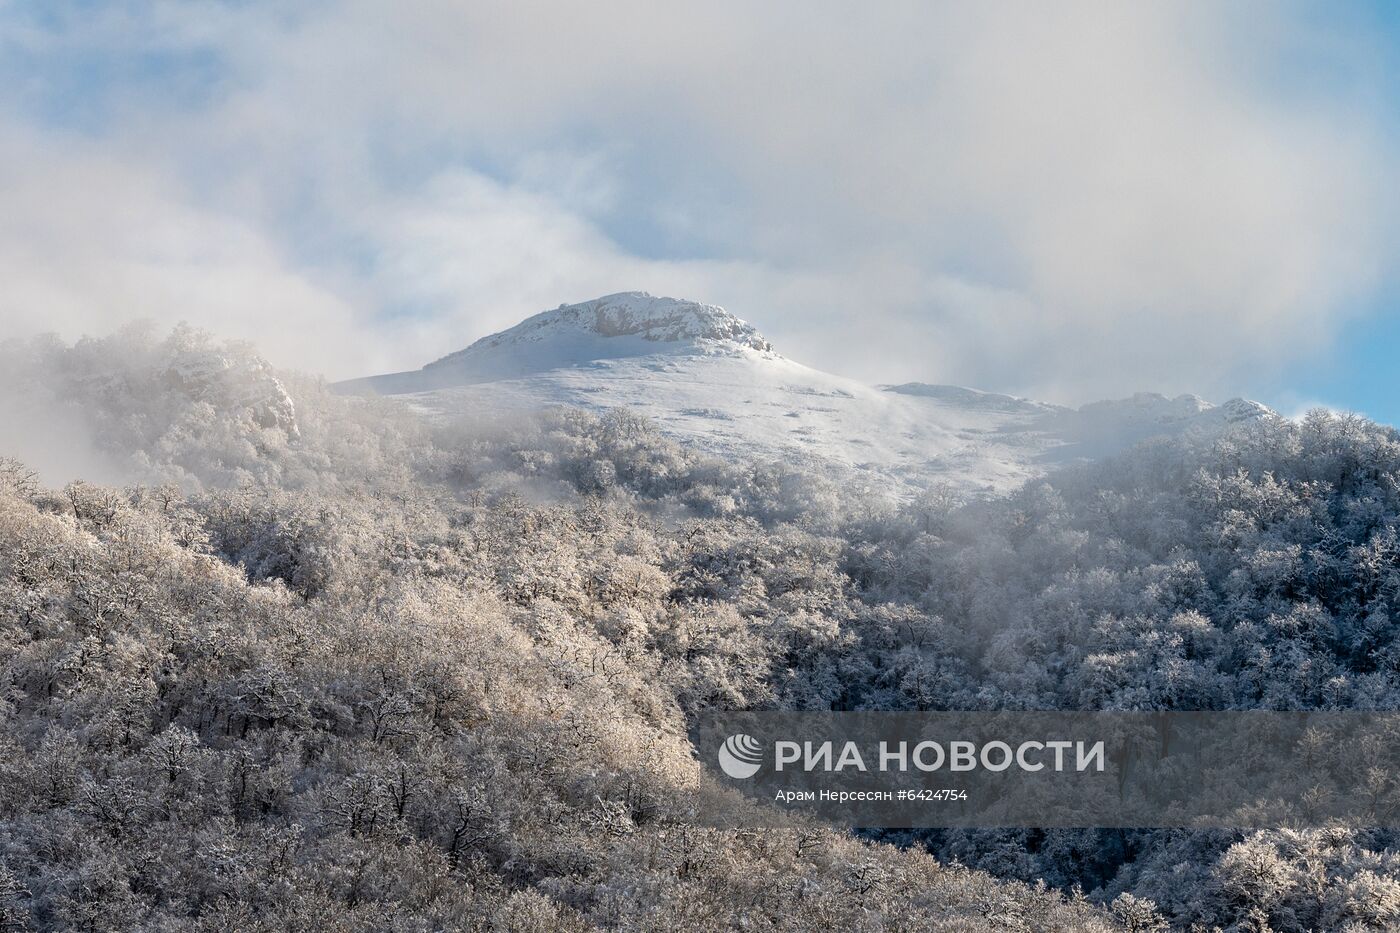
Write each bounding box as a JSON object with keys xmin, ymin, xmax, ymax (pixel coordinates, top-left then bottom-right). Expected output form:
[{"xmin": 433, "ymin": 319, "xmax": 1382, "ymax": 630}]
[
  {"xmin": 9, "ymin": 0, "xmax": 1400, "ymax": 929},
  {"xmin": 0, "ymin": 324, "xmax": 1398, "ymax": 931}
]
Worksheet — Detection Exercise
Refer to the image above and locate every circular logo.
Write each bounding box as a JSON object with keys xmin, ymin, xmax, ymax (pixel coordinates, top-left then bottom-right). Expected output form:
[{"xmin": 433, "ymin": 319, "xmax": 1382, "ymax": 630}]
[{"xmin": 717, "ymin": 733, "xmax": 764, "ymax": 779}]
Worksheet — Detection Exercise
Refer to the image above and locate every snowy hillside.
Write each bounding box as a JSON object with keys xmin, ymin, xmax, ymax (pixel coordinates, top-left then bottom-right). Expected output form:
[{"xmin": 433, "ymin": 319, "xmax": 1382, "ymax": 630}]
[
  {"xmin": 338, "ymin": 292, "xmax": 1274, "ymax": 494},
  {"xmin": 339, "ymin": 293, "xmax": 773, "ymax": 394}
]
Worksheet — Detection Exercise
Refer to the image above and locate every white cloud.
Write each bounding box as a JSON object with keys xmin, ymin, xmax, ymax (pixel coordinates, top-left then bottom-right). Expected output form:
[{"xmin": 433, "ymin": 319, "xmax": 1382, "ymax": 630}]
[
  {"xmin": 0, "ymin": 1, "xmax": 1393, "ymax": 400},
  {"xmin": 0, "ymin": 126, "xmax": 371, "ymax": 376}
]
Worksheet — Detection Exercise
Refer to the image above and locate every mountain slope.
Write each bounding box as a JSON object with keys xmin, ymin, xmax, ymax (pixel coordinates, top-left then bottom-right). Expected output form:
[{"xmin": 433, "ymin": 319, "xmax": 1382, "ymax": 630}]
[
  {"xmin": 339, "ymin": 292, "xmax": 773, "ymax": 394},
  {"xmin": 338, "ymin": 292, "xmax": 1274, "ymax": 494}
]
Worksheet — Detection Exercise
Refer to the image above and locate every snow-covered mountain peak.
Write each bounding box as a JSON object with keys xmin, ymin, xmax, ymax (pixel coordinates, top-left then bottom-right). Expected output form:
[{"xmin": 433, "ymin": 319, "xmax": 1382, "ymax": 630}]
[
  {"xmin": 341, "ymin": 293, "xmax": 776, "ymax": 395},
  {"xmin": 440, "ymin": 292, "xmax": 772, "ymax": 361},
  {"xmin": 1215, "ymin": 397, "xmax": 1275, "ymax": 422}
]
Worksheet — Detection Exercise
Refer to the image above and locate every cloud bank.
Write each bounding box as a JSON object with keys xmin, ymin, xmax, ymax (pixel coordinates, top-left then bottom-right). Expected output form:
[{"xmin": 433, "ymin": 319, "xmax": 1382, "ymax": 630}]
[{"xmin": 0, "ymin": 1, "xmax": 1393, "ymax": 403}]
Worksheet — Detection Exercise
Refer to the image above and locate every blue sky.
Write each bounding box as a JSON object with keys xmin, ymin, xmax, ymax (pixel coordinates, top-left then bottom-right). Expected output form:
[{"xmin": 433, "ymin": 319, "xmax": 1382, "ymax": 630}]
[
  {"xmin": 1278, "ymin": 306, "xmax": 1400, "ymax": 425},
  {"xmin": 0, "ymin": 1, "xmax": 1397, "ymax": 421}
]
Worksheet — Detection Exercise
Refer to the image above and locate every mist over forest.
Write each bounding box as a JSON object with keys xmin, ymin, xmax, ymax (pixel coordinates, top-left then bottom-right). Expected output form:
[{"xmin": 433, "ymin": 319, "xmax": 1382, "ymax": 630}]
[{"xmin": 0, "ymin": 325, "xmax": 1397, "ymax": 931}]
